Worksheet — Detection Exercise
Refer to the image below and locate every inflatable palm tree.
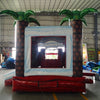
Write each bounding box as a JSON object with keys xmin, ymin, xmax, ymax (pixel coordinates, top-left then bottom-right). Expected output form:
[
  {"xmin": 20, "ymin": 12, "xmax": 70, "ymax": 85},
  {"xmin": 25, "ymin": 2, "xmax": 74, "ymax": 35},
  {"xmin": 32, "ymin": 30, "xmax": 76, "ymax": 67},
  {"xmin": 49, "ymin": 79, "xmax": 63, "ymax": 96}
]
[
  {"xmin": 59, "ymin": 8, "xmax": 98, "ymax": 77},
  {"xmin": 0, "ymin": 10, "xmax": 40, "ymax": 77},
  {"xmin": 59, "ymin": 8, "xmax": 98, "ymax": 26},
  {"xmin": 0, "ymin": 10, "xmax": 40, "ymax": 26}
]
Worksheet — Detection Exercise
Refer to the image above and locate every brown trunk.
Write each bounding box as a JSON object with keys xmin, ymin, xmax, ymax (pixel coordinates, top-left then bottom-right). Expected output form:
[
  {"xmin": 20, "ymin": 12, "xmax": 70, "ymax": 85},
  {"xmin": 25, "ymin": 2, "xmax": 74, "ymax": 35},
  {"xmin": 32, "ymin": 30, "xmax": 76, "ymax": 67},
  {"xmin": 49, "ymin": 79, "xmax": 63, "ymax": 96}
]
[
  {"xmin": 15, "ymin": 21, "xmax": 28, "ymax": 77},
  {"xmin": 72, "ymin": 20, "xmax": 82, "ymax": 77}
]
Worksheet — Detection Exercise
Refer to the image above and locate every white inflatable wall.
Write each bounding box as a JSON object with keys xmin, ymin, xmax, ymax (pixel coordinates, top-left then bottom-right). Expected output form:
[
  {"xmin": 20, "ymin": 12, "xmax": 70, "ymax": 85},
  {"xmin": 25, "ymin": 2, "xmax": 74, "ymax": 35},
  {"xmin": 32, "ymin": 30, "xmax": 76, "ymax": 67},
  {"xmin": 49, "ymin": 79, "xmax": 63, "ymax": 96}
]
[{"xmin": 25, "ymin": 26, "xmax": 73, "ymax": 76}]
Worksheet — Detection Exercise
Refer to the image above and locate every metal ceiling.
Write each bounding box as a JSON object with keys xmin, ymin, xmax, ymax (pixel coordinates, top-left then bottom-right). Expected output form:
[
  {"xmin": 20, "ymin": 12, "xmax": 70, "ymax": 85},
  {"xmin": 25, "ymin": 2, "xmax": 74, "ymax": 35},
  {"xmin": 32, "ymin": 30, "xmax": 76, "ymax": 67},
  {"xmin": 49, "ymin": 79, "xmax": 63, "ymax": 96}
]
[{"xmin": 0, "ymin": 0, "xmax": 100, "ymax": 13}]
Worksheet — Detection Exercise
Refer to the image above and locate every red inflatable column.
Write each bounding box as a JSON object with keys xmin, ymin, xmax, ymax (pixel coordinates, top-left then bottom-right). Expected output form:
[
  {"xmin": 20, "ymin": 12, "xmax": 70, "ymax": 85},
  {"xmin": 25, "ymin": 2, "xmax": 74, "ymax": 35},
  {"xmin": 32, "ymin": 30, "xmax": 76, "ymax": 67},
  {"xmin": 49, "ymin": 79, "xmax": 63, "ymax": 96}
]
[
  {"xmin": 15, "ymin": 21, "xmax": 28, "ymax": 77},
  {"xmin": 72, "ymin": 20, "xmax": 83, "ymax": 77}
]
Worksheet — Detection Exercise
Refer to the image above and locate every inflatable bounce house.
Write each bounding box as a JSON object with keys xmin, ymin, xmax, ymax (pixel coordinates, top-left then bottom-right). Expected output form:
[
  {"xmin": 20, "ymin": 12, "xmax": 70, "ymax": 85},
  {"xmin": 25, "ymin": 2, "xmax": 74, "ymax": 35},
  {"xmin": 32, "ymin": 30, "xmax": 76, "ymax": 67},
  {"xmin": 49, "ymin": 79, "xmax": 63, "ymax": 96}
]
[{"xmin": 0, "ymin": 8, "xmax": 97, "ymax": 93}]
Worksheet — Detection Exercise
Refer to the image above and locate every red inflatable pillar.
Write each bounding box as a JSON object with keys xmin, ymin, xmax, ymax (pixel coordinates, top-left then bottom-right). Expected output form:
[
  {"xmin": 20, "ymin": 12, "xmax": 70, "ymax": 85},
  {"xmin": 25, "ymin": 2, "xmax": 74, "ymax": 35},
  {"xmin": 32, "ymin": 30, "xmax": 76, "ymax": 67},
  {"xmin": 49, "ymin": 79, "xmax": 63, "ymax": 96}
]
[
  {"xmin": 72, "ymin": 20, "xmax": 83, "ymax": 77},
  {"xmin": 15, "ymin": 21, "xmax": 28, "ymax": 77}
]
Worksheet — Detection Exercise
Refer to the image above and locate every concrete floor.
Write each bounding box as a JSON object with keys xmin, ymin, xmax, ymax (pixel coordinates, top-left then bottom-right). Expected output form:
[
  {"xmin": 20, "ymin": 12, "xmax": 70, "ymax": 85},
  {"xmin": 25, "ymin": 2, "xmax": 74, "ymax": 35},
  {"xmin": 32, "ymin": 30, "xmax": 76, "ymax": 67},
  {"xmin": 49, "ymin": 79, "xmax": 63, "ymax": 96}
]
[{"xmin": 0, "ymin": 68, "xmax": 100, "ymax": 100}]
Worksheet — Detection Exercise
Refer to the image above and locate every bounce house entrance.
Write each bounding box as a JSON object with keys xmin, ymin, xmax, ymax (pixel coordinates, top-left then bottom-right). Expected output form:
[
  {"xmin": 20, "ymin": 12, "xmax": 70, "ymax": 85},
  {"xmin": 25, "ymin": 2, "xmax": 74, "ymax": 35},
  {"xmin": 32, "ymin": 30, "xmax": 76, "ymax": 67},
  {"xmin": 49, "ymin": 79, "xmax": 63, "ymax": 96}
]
[{"xmin": 31, "ymin": 36, "xmax": 66, "ymax": 68}]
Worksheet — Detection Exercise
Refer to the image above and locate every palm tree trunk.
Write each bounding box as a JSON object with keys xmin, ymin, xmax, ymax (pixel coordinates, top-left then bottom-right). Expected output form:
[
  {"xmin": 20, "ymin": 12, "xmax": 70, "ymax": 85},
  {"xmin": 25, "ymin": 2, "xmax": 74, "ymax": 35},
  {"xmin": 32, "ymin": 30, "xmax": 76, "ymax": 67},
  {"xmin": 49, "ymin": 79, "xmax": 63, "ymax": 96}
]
[
  {"xmin": 72, "ymin": 20, "xmax": 82, "ymax": 77},
  {"xmin": 15, "ymin": 21, "xmax": 28, "ymax": 77}
]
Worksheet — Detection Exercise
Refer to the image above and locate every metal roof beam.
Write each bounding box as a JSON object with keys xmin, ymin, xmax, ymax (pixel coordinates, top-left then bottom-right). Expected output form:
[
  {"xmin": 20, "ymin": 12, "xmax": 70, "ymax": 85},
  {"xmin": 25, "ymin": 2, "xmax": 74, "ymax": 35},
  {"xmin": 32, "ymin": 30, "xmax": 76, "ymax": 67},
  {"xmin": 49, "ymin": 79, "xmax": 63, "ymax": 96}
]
[
  {"xmin": 36, "ymin": 11, "xmax": 100, "ymax": 16},
  {"xmin": 52, "ymin": 0, "xmax": 57, "ymax": 11},
  {"xmin": 0, "ymin": 0, "xmax": 7, "ymax": 9},
  {"xmin": 0, "ymin": 11, "xmax": 100, "ymax": 17},
  {"xmin": 55, "ymin": 0, "xmax": 62, "ymax": 11},
  {"xmin": 59, "ymin": 0, "xmax": 67, "ymax": 11},
  {"xmin": 48, "ymin": 0, "xmax": 51, "ymax": 10}
]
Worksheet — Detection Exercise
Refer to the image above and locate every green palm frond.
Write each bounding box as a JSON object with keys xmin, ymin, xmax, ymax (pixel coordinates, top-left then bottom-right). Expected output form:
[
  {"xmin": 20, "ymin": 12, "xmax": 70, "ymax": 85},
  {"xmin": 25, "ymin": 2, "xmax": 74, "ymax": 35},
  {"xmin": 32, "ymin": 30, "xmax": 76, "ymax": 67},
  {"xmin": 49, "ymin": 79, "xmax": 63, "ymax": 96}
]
[
  {"xmin": 81, "ymin": 18, "xmax": 87, "ymax": 26},
  {"xmin": 13, "ymin": 21, "xmax": 16, "ymax": 26},
  {"xmin": 0, "ymin": 10, "xmax": 40, "ymax": 26},
  {"xmin": 17, "ymin": 12, "xmax": 25, "ymax": 20},
  {"xmin": 72, "ymin": 10, "xmax": 81, "ymax": 20},
  {"xmin": 80, "ymin": 8, "xmax": 98, "ymax": 18},
  {"xmin": 59, "ymin": 8, "xmax": 98, "ymax": 26},
  {"xmin": 0, "ymin": 10, "xmax": 18, "ymax": 19},
  {"xmin": 59, "ymin": 9, "xmax": 73, "ymax": 19},
  {"xmin": 28, "ymin": 17, "xmax": 40, "ymax": 26},
  {"xmin": 25, "ymin": 10, "xmax": 35, "ymax": 18},
  {"xmin": 60, "ymin": 17, "xmax": 69, "ymax": 26}
]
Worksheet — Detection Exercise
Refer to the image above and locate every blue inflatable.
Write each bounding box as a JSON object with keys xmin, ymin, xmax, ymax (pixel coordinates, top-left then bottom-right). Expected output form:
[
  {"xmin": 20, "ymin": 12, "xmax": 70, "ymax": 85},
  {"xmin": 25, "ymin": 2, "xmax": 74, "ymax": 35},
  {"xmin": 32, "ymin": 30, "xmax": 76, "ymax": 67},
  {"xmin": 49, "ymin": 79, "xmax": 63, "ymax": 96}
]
[
  {"xmin": 1, "ymin": 62, "xmax": 6, "ymax": 68},
  {"xmin": 6, "ymin": 57, "xmax": 15, "ymax": 69},
  {"xmin": 86, "ymin": 61, "xmax": 98, "ymax": 68},
  {"xmin": 7, "ymin": 57, "xmax": 15, "ymax": 63},
  {"xmin": 98, "ymin": 61, "xmax": 100, "ymax": 66},
  {"xmin": 82, "ymin": 65, "xmax": 87, "ymax": 70}
]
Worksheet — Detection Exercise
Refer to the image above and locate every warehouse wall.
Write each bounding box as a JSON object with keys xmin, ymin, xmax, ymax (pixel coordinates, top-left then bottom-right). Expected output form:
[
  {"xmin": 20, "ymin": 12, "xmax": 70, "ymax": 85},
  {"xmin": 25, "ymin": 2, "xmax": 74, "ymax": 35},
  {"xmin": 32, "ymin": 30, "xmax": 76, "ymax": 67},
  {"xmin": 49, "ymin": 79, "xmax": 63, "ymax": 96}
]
[
  {"xmin": 98, "ymin": 15, "xmax": 100, "ymax": 50},
  {"xmin": 83, "ymin": 15, "xmax": 100, "ymax": 50},
  {"xmin": 82, "ymin": 15, "xmax": 94, "ymax": 48},
  {"xmin": 0, "ymin": 16, "xmax": 14, "ymax": 47},
  {"xmin": 31, "ymin": 15, "xmax": 100, "ymax": 50},
  {"xmin": 0, "ymin": 15, "xmax": 100, "ymax": 50},
  {"xmin": 0, "ymin": 17, "xmax": 1, "ymax": 53}
]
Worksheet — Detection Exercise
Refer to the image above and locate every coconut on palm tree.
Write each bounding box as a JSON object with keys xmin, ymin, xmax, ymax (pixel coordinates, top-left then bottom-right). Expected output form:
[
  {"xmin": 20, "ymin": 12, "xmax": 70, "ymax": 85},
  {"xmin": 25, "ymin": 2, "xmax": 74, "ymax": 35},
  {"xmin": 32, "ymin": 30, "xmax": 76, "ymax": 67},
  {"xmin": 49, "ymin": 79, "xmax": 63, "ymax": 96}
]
[
  {"xmin": 59, "ymin": 8, "xmax": 98, "ymax": 25},
  {"xmin": 0, "ymin": 10, "xmax": 40, "ymax": 26}
]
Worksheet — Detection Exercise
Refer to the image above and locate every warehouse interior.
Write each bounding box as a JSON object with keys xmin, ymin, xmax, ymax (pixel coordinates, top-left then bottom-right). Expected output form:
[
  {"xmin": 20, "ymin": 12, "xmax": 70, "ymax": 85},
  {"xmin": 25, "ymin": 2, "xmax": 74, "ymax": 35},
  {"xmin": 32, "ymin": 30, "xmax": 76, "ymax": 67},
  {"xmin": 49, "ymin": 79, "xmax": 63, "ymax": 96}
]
[{"xmin": 0, "ymin": 0, "xmax": 100, "ymax": 100}]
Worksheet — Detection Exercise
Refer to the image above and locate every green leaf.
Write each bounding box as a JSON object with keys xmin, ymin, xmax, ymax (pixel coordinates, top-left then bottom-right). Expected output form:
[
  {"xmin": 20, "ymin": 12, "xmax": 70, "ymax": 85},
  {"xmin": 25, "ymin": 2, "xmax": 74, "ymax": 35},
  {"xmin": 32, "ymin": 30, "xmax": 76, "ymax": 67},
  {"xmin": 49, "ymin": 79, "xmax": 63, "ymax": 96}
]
[
  {"xmin": 59, "ymin": 8, "xmax": 98, "ymax": 26},
  {"xmin": 80, "ymin": 8, "xmax": 98, "ymax": 18},
  {"xmin": 60, "ymin": 17, "xmax": 69, "ymax": 25},
  {"xmin": 28, "ymin": 17, "xmax": 40, "ymax": 26},
  {"xmin": 13, "ymin": 21, "xmax": 16, "ymax": 26},
  {"xmin": 0, "ymin": 10, "xmax": 40, "ymax": 27},
  {"xmin": 25, "ymin": 10, "xmax": 35, "ymax": 18},
  {"xmin": 17, "ymin": 12, "xmax": 25, "ymax": 21},
  {"xmin": 81, "ymin": 18, "xmax": 87, "ymax": 26},
  {"xmin": 0, "ymin": 10, "xmax": 18, "ymax": 19},
  {"xmin": 72, "ymin": 10, "xmax": 81, "ymax": 20},
  {"xmin": 59, "ymin": 9, "xmax": 73, "ymax": 19}
]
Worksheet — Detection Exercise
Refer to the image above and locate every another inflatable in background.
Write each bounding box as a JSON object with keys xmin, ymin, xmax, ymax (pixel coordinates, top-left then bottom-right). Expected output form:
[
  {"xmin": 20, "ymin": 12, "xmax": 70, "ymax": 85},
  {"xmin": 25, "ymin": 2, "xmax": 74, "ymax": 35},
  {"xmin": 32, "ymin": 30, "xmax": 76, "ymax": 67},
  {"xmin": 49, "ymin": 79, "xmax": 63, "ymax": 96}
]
[
  {"xmin": 1, "ymin": 62, "xmax": 6, "ymax": 68},
  {"xmin": 83, "ymin": 61, "xmax": 100, "ymax": 75},
  {"xmin": 1, "ymin": 57, "xmax": 15, "ymax": 69},
  {"xmin": 6, "ymin": 57, "xmax": 15, "ymax": 69}
]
